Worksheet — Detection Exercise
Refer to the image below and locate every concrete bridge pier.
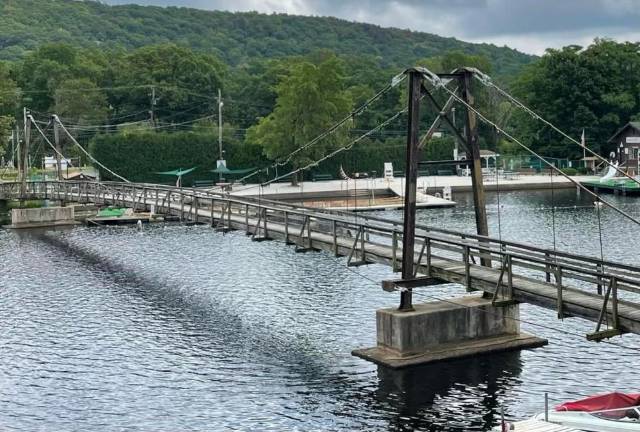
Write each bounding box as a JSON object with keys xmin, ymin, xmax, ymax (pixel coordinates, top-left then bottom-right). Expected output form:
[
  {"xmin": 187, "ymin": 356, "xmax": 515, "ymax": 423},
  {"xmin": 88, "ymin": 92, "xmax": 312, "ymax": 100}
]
[{"xmin": 353, "ymin": 295, "xmax": 547, "ymax": 369}]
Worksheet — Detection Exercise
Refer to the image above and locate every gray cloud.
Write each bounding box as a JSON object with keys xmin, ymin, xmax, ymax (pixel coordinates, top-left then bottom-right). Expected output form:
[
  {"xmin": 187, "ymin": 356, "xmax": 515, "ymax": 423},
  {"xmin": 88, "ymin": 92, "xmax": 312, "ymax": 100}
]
[{"xmin": 103, "ymin": 0, "xmax": 640, "ymax": 54}]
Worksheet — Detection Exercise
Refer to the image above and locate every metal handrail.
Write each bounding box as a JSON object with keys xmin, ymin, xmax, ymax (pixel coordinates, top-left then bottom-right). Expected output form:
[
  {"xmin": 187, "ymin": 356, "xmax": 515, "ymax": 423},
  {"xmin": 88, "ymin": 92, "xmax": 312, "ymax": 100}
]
[{"xmin": 4, "ymin": 180, "xmax": 640, "ymax": 294}]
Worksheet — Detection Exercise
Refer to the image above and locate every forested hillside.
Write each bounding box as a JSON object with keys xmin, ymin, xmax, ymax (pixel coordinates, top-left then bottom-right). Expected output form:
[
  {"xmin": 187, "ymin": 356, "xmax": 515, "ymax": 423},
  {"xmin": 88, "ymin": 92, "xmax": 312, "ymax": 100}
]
[
  {"xmin": 1, "ymin": 0, "xmax": 637, "ymax": 184},
  {"xmin": 0, "ymin": 0, "xmax": 533, "ymax": 76}
]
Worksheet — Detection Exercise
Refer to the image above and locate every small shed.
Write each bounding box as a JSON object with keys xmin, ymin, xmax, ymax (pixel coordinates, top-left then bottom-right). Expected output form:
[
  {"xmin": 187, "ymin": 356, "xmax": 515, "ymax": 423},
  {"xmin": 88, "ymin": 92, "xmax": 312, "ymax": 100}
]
[{"xmin": 608, "ymin": 122, "xmax": 640, "ymax": 175}]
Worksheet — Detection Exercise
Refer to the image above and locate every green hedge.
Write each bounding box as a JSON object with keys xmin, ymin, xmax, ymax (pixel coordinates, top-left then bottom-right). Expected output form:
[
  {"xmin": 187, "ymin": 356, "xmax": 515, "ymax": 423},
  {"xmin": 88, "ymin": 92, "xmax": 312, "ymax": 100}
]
[
  {"xmin": 89, "ymin": 131, "xmax": 263, "ymax": 184},
  {"xmin": 89, "ymin": 132, "xmax": 456, "ymax": 183}
]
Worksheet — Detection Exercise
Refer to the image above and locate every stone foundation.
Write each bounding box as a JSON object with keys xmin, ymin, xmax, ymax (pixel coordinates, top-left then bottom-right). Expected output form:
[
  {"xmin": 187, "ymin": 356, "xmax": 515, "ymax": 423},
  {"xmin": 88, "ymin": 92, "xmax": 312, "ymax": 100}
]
[
  {"xmin": 6, "ymin": 206, "xmax": 77, "ymax": 229},
  {"xmin": 353, "ymin": 295, "xmax": 547, "ymax": 368}
]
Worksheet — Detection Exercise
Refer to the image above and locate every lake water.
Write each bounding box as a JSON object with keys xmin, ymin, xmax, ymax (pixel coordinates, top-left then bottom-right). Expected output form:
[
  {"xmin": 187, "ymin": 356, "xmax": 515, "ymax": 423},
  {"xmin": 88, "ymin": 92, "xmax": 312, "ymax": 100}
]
[{"xmin": 1, "ymin": 188, "xmax": 640, "ymax": 431}]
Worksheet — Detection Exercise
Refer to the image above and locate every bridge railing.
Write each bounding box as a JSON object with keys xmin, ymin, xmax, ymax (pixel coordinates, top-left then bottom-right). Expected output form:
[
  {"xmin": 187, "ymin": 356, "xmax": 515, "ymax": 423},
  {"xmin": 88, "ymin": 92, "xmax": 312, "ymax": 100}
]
[{"xmin": 4, "ymin": 180, "xmax": 640, "ymax": 322}]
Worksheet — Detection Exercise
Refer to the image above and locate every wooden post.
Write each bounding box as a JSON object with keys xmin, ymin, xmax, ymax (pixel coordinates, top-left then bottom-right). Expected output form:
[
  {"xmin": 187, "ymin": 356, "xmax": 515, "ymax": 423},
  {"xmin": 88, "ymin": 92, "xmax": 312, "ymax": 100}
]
[
  {"xmin": 425, "ymin": 237, "xmax": 432, "ymax": 277},
  {"xmin": 284, "ymin": 211, "xmax": 290, "ymax": 243},
  {"xmin": 392, "ymin": 230, "xmax": 398, "ymax": 272},
  {"xmin": 245, "ymin": 204, "xmax": 250, "ymax": 234},
  {"xmin": 20, "ymin": 109, "xmax": 30, "ymax": 198},
  {"xmin": 611, "ymin": 277, "xmax": 619, "ymax": 329},
  {"xmin": 180, "ymin": 193, "xmax": 184, "ymax": 222},
  {"xmin": 464, "ymin": 245, "xmax": 471, "ymax": 291},
  {"xmin": 461, "ymin": 69, "xmax": 490, "ymax": 267},
  {"xmin": 399, "ymin": 69, "xmax": 422, "ymax": 312},
  {"xmin": 545, "ymin": 252, "xmax": 551, "ymax": 283},
  {"xmin": 596, "ymin": 262, "xmax": 603, "ymax": 295},
  {"xmin": 556, "ymin": 267, "xmax": 564, "ymax": 319},
  {"xmin": 53, "ymin": 118, "xmax": 63, "ymax": 181}
]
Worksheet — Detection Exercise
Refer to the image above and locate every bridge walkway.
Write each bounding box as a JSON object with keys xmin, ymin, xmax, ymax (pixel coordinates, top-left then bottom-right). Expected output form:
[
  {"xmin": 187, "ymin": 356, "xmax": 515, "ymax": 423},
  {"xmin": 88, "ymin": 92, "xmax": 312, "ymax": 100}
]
[{"xmin": 3, "ymin": 180, "xmax": 640, "ymax": 339}]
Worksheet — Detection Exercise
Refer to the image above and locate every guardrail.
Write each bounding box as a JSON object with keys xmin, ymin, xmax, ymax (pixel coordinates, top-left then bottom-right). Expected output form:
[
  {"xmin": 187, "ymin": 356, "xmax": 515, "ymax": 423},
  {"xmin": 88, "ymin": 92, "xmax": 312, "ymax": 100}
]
[{"xmin": 3, "ymin": 180, "xmax": 640, "ymax": 338}]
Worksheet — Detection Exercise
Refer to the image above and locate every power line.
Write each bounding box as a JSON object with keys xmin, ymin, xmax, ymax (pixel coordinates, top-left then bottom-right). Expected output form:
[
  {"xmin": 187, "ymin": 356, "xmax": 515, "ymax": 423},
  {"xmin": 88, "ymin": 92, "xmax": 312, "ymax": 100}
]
[
  {"xmin": 28, "ymin": 116, "xmax": 75, "ymax": 170},
  {"xmin": 53, "ymin": 116, "xmax": 129, "ymax": 183},
  {"xmin": 233, "ymin": 108, "xmax": 407, "ymax": 196},
  {"xmin": 237, "ymin": 72, "xmax": 406, "ymax": 184}
]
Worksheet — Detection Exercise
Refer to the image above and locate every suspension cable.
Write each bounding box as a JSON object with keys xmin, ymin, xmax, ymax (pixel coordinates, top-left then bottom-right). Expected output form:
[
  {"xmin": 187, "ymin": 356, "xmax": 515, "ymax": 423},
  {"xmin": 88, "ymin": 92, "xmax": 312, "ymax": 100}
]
[
  {"xmin": 236, "ymin": 73, "xmax": 406, "ymax": 184},
  {"xmin": 259, "ymin": 109, "xmax": 407, "ymax": 189},
  {"xmin": 422, "ymin": 72, "xmax": 640, "ymax": 229},
  {"xmin": 471, "ymin": 70, "xmax": 640, "ymax": 188},
  {"xmin": 28, "ymin": 116, "xmax": 75, "ymax": 169},
  {"xmin": 53, "ymin": 116, "xmax": 130, "ymax": 183}
]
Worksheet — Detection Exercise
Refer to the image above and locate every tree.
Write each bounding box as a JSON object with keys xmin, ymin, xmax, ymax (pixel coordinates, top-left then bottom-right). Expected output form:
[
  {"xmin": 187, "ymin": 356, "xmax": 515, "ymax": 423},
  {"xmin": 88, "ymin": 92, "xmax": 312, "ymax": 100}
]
[
  {"xmin": 113, "ymin": 44, "xmax": 225, "ymax": 124},
  {"xmin": 54, "ymin": 78, "xmax": 109, "ymax": 126},
  {"xmin": 512, "ymin": 39, "xmax": 640, "ymax": 158},
  {"xmin": 0, "ymin": 62, "xmax": 19, "ymax": 159},
  {"xmin": 245, "ymin": 53, "xmax": 352, "ymax": 184}
]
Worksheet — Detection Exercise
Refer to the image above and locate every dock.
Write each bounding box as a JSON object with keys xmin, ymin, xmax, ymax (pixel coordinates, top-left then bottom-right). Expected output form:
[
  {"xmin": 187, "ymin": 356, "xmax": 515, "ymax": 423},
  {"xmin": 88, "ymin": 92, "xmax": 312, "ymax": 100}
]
[
  {"xmin": 582, "ymin": 178, "xmax": 640, "ymax": 195},
  {"xmin": 229, "ymin": 174, "xmax": 597, "ymax": 210}
]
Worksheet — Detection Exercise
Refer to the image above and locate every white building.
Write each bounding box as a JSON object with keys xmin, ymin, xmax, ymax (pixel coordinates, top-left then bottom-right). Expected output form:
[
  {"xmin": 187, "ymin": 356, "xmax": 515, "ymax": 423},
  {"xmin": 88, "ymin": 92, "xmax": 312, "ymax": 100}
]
[{"xmin": 44, "ymin": 156, "xmax": 71, "ymax": 170}]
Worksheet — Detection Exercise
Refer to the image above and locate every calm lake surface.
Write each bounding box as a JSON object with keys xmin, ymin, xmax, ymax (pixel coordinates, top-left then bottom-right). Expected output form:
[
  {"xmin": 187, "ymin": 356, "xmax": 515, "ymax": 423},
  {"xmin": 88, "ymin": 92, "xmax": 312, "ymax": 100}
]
[{"xmin": 1, "ymin": 188, "xmax": 640, "ymax": 431}]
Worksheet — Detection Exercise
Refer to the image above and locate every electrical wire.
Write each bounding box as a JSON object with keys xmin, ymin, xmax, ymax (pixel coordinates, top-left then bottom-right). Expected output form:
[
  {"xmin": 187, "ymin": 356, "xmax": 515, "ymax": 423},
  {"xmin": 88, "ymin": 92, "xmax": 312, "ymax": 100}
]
[
  {"xmin": 236, "ymin": 73, "xmax": 406, "ymax": 184},
  {"xmin": 53, "ymin": 116, "xmax": 129, "ymax": 183},
  {"xmin": 28, "ymin": 116, "xmax": 76, "ymax": 169}
]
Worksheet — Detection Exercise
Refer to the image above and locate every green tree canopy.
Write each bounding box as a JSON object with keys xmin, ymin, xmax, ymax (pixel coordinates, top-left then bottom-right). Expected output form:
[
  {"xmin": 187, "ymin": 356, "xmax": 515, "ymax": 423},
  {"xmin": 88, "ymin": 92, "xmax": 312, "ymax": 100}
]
[
  {"xmin": 512, "ymin": 39, "xmax": 640, "ymax": 157},
  {"xmin": 54, "ymin": 78, "xmax": 109, "ymax": 126},
  {"xmin": 113, "ymin": 44, "xmax": 225, "ymax": 124},
  {"xmin": 246, "ymin": 53, "xmax": 352, "ymax": 182},
  {"xmin": 16, "ymin": 43, "xmax": 108, "ymax": 113},
  {"xmin": 0, "ymin": 62, "xmax": 19, "ymax": 157}
]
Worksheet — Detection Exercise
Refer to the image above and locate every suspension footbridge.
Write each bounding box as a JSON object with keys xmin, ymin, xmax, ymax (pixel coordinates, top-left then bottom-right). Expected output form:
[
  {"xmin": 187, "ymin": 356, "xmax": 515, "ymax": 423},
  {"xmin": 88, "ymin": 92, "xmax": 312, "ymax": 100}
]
[
  {"xmin": 2, "ymin": 180, "xmax": 640, "ymax": 356},
  {"xmin": 4, "ymin": 66, "xmax": 640, "ymax": 367}
]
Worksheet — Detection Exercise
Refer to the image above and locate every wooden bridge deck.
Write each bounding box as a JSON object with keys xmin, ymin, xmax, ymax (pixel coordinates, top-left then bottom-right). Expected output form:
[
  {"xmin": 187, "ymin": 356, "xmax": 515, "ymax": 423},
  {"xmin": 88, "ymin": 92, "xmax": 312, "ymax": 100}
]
[{"xmin": 3, "ymin": 180, "xmax": 640, "ymax": 339}]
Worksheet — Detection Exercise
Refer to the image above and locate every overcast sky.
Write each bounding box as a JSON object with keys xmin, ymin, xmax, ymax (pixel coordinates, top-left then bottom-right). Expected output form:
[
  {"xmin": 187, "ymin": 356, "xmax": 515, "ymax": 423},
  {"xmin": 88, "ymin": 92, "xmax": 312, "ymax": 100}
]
[{"xmin": 103, "ymin": 0, "xmax": 640, "ymax": 55}]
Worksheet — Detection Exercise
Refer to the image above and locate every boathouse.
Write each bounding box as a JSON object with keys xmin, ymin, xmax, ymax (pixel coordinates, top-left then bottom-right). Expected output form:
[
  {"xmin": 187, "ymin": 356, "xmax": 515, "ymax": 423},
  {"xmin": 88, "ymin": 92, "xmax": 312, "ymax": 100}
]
[{"xmin": 608, "ymin": 121, "xmax": 640, "ymax": 175}]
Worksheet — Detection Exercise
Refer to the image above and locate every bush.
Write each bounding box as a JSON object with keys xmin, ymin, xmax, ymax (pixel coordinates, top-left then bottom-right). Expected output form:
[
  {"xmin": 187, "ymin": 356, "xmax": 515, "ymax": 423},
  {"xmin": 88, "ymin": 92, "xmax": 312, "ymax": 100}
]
[
  {"xmin": 89, "ymin": 132, "xmax": 456, "ymax": 183},
  {"xmin": 560, "ymin": 167, "xmax": 577, "ymax": 176},
  {"xmin": 89, "ymin": 131, "xmax": 263, "ymax": 183}
]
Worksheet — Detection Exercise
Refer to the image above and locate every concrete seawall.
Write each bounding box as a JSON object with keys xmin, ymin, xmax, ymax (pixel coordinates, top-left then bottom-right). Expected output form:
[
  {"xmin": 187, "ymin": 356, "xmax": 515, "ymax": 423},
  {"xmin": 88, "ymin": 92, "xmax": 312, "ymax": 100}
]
[{"xmin": 6, "ymin": 206, "xmax": 77, "ymax": 229}]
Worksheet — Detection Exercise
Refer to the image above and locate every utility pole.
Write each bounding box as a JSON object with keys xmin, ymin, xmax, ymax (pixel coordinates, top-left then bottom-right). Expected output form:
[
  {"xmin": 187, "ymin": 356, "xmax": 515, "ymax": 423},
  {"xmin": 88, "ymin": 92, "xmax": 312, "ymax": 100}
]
[
  {"xmin": 14, "ymin": 123, "xmax": 20, "ymax": 171},
  {"xmin": 53, "ymin": 115, "xmax": 62, "ymax": 180},
  {"xmin": 398, "ymin": 69, "xmax": 422, "ymax": 312},
  {"xmin": 460, "ymin": 69, "xmax": 490, "ymax": 267},
  {"xmin": 217, "ymin": 88, "xmax": 224, "ymax": 181},
  {"xmin": 20, "ymin": 108, "xmax": 30, "ymax": 198},
  {"xmin": 218, "ymin": 88, "xmax": 223, "ymax": 160},
  {"xmin": 10, "ymin": 128, "xmax": 15, "ymax": 169},
  {"xmin": 149, "ymin": 86, "xmax": 157, "ymax": 128}
]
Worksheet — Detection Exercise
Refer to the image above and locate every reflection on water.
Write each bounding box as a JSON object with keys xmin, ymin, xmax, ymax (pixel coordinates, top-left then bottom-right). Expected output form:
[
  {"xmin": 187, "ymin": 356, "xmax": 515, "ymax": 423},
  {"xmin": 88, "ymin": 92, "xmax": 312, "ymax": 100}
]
[{"xmin": 1, "ymin": 189, "xmax": 640, "ymax": 430}]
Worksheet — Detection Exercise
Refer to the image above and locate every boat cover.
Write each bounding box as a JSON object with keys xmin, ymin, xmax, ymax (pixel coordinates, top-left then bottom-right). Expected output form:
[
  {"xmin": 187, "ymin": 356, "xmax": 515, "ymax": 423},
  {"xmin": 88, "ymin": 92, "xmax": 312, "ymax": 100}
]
[{"xmin": 556, "ymin": 392, "xmax": 640, "ymax": 412}]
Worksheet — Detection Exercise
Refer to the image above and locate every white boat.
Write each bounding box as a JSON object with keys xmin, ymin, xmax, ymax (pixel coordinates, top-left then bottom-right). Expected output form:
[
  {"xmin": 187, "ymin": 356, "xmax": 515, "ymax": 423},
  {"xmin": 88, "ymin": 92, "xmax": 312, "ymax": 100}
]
[
  {"xmin": 533, "ymin": 392, "xmax": 640, "ymax": 431},
  {"xmin": 492, "ymin": 418, "xmax": 580, "ymax": 431}
]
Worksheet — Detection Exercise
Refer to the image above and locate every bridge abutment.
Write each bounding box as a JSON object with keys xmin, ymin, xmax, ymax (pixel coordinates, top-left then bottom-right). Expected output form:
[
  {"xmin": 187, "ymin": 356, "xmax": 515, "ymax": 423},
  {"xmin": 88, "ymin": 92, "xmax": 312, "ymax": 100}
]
[
  {"xmin": 353, "ymin": 295, "xmax": 547, "ymax": 368},
  {"xmin": 4, "ymin": 206, "xmax": 78, "ymax": 229}
]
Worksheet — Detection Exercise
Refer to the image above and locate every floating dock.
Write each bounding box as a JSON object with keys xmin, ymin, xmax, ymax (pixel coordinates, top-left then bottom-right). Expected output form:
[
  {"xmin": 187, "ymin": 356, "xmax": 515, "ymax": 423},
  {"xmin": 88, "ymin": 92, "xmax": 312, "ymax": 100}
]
[{"xmin": 581, "ymin": 178, "xmax": 640, "ymax": 195}]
